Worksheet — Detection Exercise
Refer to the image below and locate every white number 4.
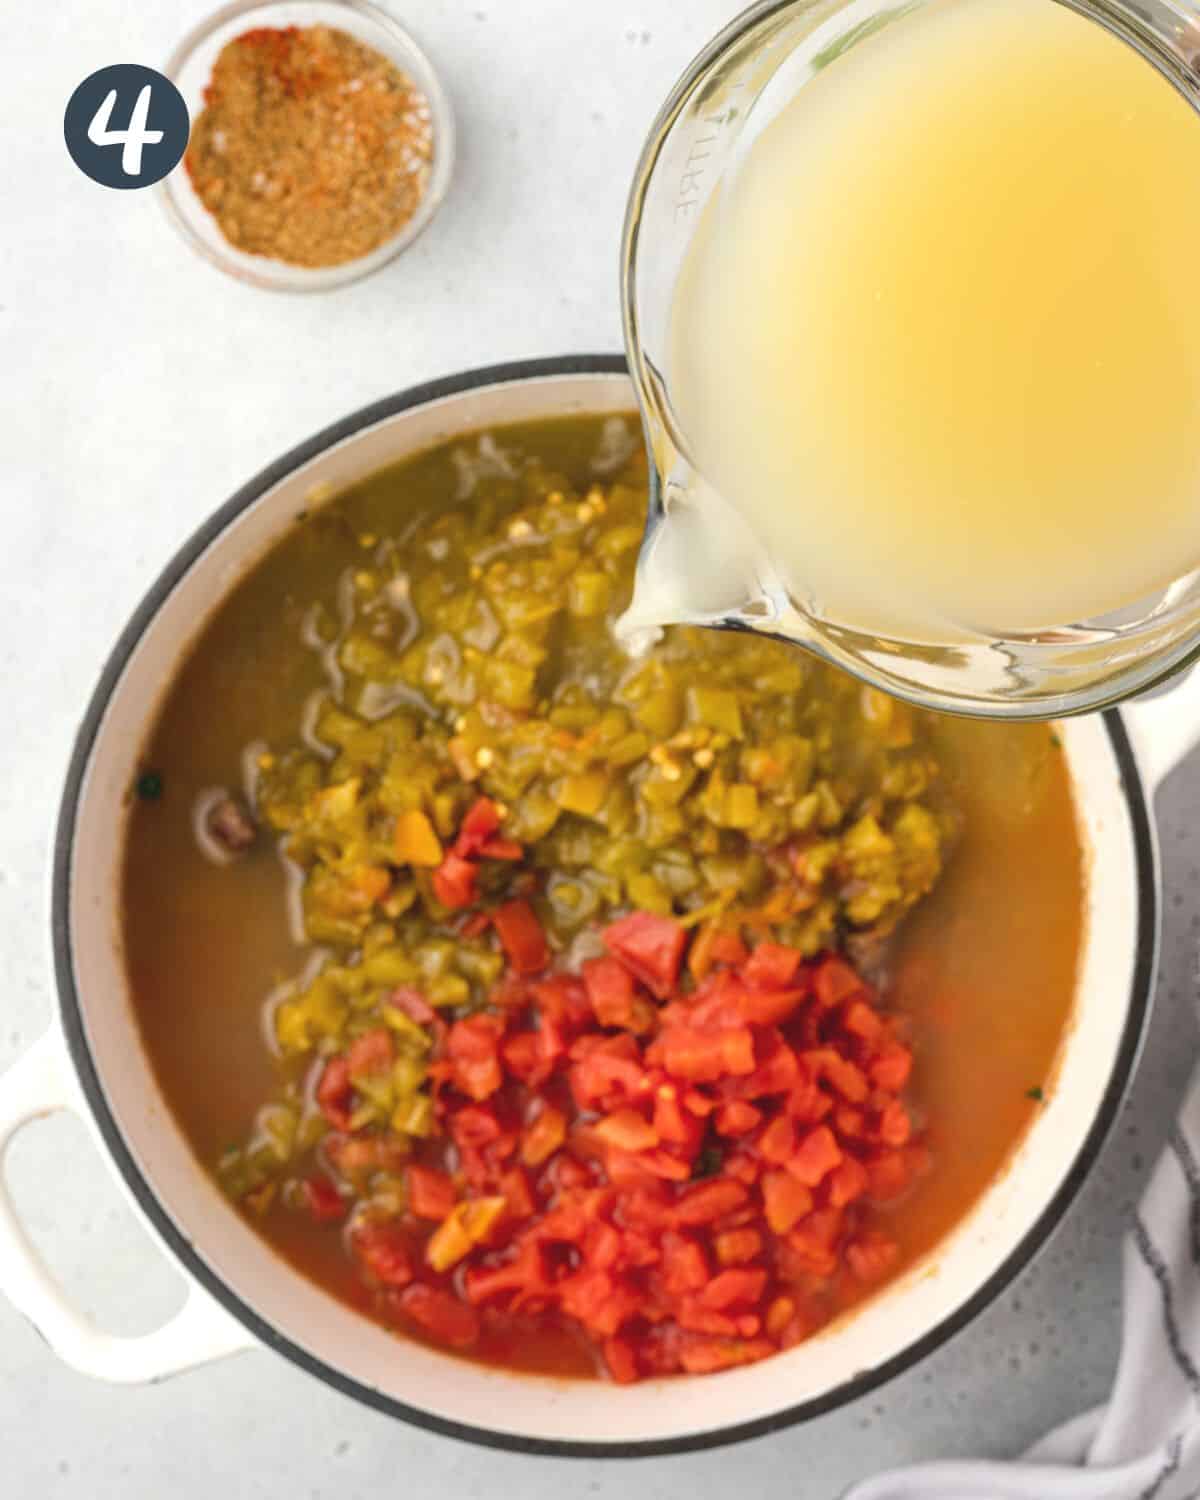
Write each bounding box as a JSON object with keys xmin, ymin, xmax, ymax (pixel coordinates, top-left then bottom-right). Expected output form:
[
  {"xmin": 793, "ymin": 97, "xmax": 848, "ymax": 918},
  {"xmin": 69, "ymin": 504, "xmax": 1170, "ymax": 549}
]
[{"xmin": 87, "ymin": 85, "xmax": 163, "ymax": 178}]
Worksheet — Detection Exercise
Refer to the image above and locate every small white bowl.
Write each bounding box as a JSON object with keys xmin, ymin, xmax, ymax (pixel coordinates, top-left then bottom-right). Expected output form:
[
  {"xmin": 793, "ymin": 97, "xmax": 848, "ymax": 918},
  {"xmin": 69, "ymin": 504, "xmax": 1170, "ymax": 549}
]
[{"xmin": 159, "ymin": 0, "xmax": 455, "ymax": 292}]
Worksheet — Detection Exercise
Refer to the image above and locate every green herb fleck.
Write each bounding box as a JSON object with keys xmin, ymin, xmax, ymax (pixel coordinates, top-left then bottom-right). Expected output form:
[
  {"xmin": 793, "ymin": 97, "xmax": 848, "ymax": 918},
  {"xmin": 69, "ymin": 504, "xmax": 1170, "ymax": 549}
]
[
  {"xmin": 692, "ymin": 1145, "xmax": 723, "ymax": 1180},
  {"xmin": 1049, "ymin": 733, "xmax": 1062, "ymax": 749},
  {"xmin": 1025, "ymin": 1086, "xmax": 1045, "ymax": 1103},
  {"xmin": 136, "ymin": 770, "xmax": 164, "ymax": 801}
]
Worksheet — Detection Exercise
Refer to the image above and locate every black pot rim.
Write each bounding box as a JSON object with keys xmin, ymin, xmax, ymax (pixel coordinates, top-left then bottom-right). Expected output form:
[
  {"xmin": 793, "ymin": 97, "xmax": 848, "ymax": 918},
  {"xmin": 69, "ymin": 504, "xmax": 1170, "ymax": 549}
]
[{"xmin": 50, "ymin": 354, "xmax": 1159, "ymax": 1459}]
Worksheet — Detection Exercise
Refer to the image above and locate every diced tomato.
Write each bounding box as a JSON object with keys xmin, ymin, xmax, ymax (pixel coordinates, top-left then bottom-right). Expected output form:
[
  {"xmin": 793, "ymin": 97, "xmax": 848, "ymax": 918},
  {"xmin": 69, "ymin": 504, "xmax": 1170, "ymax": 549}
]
[
  {"xmin": 635, "ymin": 1149, "xmax": 692, "ymax": 1183},
  {"xmin": 654, "ymin": 1085, "xmax": 704, "ymax": 1151},
  {"xmin": 871, "ymin": 1044, "xmax": 914, "ymax": 1093},
  {"xmin": 736, "ymin": 986, "xmax": 808, "ymax": 1027},
  {"xmin": 388, "ymin": 986, "xmax": 437, "ymax": 1026},
  {"xmin": 583, "ymin": 954, "xmax": 635, "ymax": 1015},
  {"xmin": 814, "ymin": 955, "xmax": 868, "ymax": 1009},
  {"xmin": 499, "ymin": 1167, "xmax": 536, "ymax": 1220},
  {"xmin": 535, "ymin": 1199, "xmax": 591, "ymax": 1244},
  {"xmin": 449, "ymin": 1104, "xmax": 504, "ymax": 1149},
  {"xmin": 878, "ymin": 1099, "xmax": 912, "ymax": 1147},
  {"xmin": 478, "ymin": 836, "xmax": 524, "ymax": 861},
  {"xmin": 597, "ymin": 1146, "xmax": 651, "ymax": 1188},
  {"xmin": 399, "ymin": 1283, "xmax": 480, "ymax": 1349},
  {"xmin": 581, "ymin": 1220, "xmax": 620, "ymax": 1272},
  {"xmin": 678, "ymin": 1302, "xmax": 741, "ymax": 1336},
  {"xmin": 457, "ymin": 797, "xmax": 503, "ymax": 853},
  {"xmin": 501, "ymin": 1031, "xmax": 552, "ymax": 1088},
  {"xmin": 603, "ymin": 1335, "xmax": 640, "ymax": 1384},
  {"xmin": 865, "ymin": 1151, "xmax": 909, "ymax": 1201},
  {"xmin": 316, "ymin": 1055, "xmax": 355, "ymax": 1131},
  {"xmin": 493, "ymin": 899, "xmax": 549, "ymax": 975},
  {"xmin": 551, "ymin": 1156, "xmax": 593, "ymax": 1194},
  {"xmin": 604, "ymin": 911, "xmax": 687, "ymax": 999},
  {"xmin": 447, "ymin": 1013, "xmax": 505, "ymax": 1102},
  {"xmin": 661, "ymin": 1232, "xmax": 709, "ymax": 1294},
  {"xmin": 347, "ymin": 1027, "xmax": 394, "ymax": 1078},
  {"xmin": 455, "ymin": 1146, "xmax": 486, "ymax": 1191},
  {"xmin": 700, "ymin": 1268, "xmax": 768, "ymax": 1311},
  {"xmin": 659, "ymin": 1026, "xmax": 755, "ymax": 1083},
  {"xmin": 532, "ymin": 974, "xmax": 592, "ymax": 1027},
  {"xmin": 326, "ymin": 1133, "xmax": 411, "ymax": 1179},
  {"xmin": 765, "ymin": 1295, "xmax": 796, "ymax": 1339},
  {"xmin": 352, "ymin": 1221, "xmax": 414, "ymax": 1287},
  {"xmin": 618, "ymin": 1185, "xmax": 672, "ymax": 1237},
  {"xmin": 710, "ymin": 929, "xmax": 749, "ymax": 967},
  {"xmin": 787, "ymin": 1125, "xmax": 843, "ymax": 1187},
  {"xmin": 843, "ymin": 1000, "xmax": 886, "ymax": 1047},
  {"xmin": 464, "ymin": 1241, "xmax": 543, "ymax": 1305},
  {"xmin": 489, "ymin": 971, "xmax": 530, "ymax": 1012},
  {"xmin": 740, "ymin": 1037, "xmax": 801, "ymax": 1097},
  {"xmin": 521, "ymin": 1102, "xmax": 567, "ymax": 1166},
  {"xmin": 447, "ymin": 1011, "xmax": 506, "ymax": 1056},
  {"xmin": 678, "ymin": 1337, "xmax": 775, "ymax": 1374},
  {"xmin": 761, "ymin": 1171, "xmax": 813, "ymax": 1234},
  {"xmin": 786, "ymin": 1073, "xmax": 832, "ymax": 1123},
  {"xmin": 560, "ymin": 1270, "xmax": 640, "ymax": 1336},
  {"xmin": 595, "ymin": 1109, "xmax": 659, "ymax": 1153},
  {"xmin": 716, "ymin": 1099, "xmax": 763, "ymax": 1137},
  {"xmin": 325, "ymin": 914, "xmax": 914, "ymax": 1380},
  {"xmin": 787, "ymin": 1212, "xmax": 841, "ymax": 1278},
  {"xmin": 433, "ymin": 852, "xmax": 478, "ymax": 910},
  {"xmin": 778, "ymin": 1301, "xmax": 823, "ymax": 1349},
  {"xmin": 757, "ymin": 1114, "xmax": 796, "ymax": 1165},
  {"xmin": 714, "ymin": 1228, "xmax": 762, "ymax": 1265},
  {"xmin": 491, "ymin": 1129, "xmax": 520, "ymax": 1165},
  {"xmin": 616, "ymin": 1220, "xmax": 661, "ymax": 1269},
  {"xmin": 539, "ymin": 1014, "xmax": 567, "ymax": 1069},
  {"xmin": 827, "ymin": 1155, "xmax": 869, "ymax": 1208},
  {"xmin": 407, "ymin": 1165, "xmax": 456, "ymax": 1221},
  {"xmin": 569, "ymin": 1044, "xmax": 648, "ymax": 1111},
  {"xmin": 835, "ymin": 1105, "xmax": 867, "ymax": 1139},
  {"xmin": 301, "ymin": 1173, "xmax": 347, "ymax": 1224},
  {"xmin": 846, "ymin": 1233, "xmax": 900, "ymax": 1284},
  {"xmin": 683, "ymin": 969, "xmax": 746, "ymax": 1030},
  {"xmin": 325, "ymin": 1134, "xmax": 371, "ymax": 1178},
  {"xmin": 674, "ymin": 1179, "xmax": 749, "ymax": 1227},
  {"xmin": 805, "ymin": 1048, "xmax": 869, "ymax": 1103},
  {"xmin": 583, "ymin": 956, "xmax": 656, "ymax": 1033},
  {"xmin": 724, "ymin": 1149, "xmax": 761, "ymax": 1186},
  {"xmin": 743, "ymin": 942, "xmax": 805, "ymax": 990},
  {"xmin": 804, "ymin": 1206, "xmax": 844, "ymax": 1249}
]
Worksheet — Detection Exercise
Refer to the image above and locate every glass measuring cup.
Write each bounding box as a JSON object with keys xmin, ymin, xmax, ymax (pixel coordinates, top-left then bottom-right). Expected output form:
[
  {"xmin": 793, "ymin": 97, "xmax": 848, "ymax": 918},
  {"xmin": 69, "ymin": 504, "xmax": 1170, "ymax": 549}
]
[{"xmin": 620, "ymin": 0, "xmax": 1200, "ymax": 719}]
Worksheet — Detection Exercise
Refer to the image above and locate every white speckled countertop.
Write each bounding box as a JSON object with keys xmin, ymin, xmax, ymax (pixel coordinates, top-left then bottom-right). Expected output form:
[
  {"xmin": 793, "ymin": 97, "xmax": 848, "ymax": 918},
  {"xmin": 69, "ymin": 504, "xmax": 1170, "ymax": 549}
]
[{"xmin": 4, "ymin": 1, "xmax": 1199, "ymax": 1494}]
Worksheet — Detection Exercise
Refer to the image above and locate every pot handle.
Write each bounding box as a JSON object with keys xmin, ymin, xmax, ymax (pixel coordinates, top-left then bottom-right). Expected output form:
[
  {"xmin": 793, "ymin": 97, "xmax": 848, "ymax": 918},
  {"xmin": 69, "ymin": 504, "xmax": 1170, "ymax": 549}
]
[
  {"xmin": 1122, "ymin": 666, "xmax": 1200, "ymax": 791},
  {"xmin": 0, "ymin": 1030, "xmax": 255, "ymax": 1384}
]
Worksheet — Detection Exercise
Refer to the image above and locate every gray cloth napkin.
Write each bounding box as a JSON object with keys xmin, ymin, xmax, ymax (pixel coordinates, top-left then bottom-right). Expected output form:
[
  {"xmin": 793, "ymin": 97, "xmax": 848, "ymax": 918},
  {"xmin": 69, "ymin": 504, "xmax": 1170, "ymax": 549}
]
[{"xmin": 846, "ymin": 1067, "xmax": 1200, "ymax": 1500}]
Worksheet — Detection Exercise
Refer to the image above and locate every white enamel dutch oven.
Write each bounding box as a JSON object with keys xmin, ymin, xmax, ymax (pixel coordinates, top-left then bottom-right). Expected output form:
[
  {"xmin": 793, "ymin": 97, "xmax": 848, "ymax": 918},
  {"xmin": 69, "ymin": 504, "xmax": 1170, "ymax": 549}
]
[{"xmin": 2, "ymin": 357, "xmax": 1198, "ymax": 1456}]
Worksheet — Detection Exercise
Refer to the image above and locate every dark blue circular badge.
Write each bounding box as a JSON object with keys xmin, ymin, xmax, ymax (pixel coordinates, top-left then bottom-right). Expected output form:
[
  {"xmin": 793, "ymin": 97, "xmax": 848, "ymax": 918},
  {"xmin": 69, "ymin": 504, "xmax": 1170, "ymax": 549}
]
[{"xmin": 64, "ymin": 64, "xmax": 189, "ymax": 190}]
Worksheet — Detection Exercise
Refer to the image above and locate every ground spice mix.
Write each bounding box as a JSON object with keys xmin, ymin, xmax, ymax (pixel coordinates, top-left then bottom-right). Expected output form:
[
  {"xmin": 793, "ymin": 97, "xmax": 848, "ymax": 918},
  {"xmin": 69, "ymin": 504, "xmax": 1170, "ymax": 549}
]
[{"xmin": 185, "ymin": 25, "xmax": 435, "ymax": 269}]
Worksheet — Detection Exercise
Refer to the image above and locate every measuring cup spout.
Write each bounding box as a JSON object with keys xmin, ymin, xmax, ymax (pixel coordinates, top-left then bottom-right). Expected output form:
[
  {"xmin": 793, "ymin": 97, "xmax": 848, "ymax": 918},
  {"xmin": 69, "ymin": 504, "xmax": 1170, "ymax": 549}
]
[{"xmin": 616, "ymin": 459, "xmax": 775, "ymax": 648}]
